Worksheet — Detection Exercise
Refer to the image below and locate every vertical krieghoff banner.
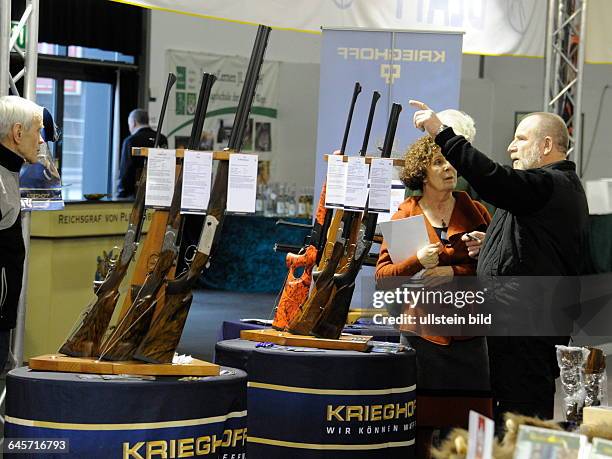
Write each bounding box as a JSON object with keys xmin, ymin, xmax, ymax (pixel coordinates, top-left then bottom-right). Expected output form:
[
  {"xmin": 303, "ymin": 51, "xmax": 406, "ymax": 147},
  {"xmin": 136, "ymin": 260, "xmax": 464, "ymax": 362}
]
[
  {"xmin": 166, "ymin": 50, "xmax": 279, "ymax": 174},
  {"xmin": 314, "ymin": 28, "xmax": 463, "ymax": 309}
]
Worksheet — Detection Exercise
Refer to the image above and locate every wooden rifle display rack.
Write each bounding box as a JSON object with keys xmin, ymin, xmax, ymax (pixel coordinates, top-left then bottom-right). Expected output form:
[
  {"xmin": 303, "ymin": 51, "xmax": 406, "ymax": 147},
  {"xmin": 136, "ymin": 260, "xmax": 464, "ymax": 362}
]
[
  {"xmin": 240, "ymin": 329, "xmax": 372, "ymax": 352},
  {"xmin": 323, "ymin": 154, "xmax": 406, "ymax": 167},
  {"xmin": 118, "ymin": 148, "xmax": 239, "ymax": 322},
  {"xmin": 132, "ymin": 147, "xmax": 245, "ymax": 160},
  {"xmin": 29, "ymin": 354, "xmax": 220, "ymax": 376}
]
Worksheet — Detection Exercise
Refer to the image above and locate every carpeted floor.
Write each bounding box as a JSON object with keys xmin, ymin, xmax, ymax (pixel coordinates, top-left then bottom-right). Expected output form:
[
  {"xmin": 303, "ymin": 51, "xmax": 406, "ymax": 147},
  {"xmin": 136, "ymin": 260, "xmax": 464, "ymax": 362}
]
[{"xmin": 176, "ymin": 289, "xmax": 277, "ymax": 362}]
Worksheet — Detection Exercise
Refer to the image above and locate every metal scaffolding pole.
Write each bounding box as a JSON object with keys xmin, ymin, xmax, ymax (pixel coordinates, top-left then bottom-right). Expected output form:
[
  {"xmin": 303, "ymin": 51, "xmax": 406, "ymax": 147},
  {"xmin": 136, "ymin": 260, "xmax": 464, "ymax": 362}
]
[
  {"xmin": 0, "ymin": 0, "xmax": 40, "ymax": 431},
  {"xmin": 13, "ymin": 0, "xmax": 40, "ymax": 372},
  {"xmin": 543, "ymin": 0, "xmax": 587, "ymax": 176},
  {"xmin": 0, "ymin": 0, "xmax": 10, "ymax": 97}
]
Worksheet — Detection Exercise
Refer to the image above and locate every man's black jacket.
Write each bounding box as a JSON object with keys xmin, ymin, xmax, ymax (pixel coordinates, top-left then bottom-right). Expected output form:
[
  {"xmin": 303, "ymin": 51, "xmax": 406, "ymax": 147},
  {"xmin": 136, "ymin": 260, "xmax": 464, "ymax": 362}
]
[
  {"xmin": 435, "ymin": 127, "xmax": 589, "ymax": 406},
  {"xmin": 117, "ymin": 126, "xmax": 168, "ymax": 198}
]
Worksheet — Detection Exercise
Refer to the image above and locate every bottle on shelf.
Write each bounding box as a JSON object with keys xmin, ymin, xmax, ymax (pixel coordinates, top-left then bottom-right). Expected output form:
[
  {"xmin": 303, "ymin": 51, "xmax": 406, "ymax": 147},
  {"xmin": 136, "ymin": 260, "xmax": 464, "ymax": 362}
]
[
  {"xmin": 297, "ymin": 186, "xmax": 308, "ymax": 218},
  {"xmin": 264, "ymin": 183, "xmax": 277, "ymax": 217},
  {"xmin": 287, "ymin": 183, "xmax": 297, "ymax": 217},
  {"xmin": 276, "ymin": 183, "xmax": 287, "ymax": 217},
  {"xmin": 255, "ymin": 183, "xmax": 264, "ymax": 215},
  {"xmin": 305, "ymin": 186, "xmax": 314, "ymax": 218}
]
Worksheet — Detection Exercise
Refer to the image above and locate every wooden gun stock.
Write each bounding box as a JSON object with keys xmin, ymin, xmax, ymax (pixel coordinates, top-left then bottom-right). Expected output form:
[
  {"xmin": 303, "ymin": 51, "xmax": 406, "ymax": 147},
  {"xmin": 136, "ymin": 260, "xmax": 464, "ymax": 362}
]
[
  {"xmin": 311, "ymin": 237, "xmax": 372, "ymax": 339},
  {"xmin": 133, "ymin": 252, "xmax": 205, "ymax": 363},
  {"xmin": 99, "ymin": 250, "xmax": 177, "ymax": 360},
  {"xmin": 272, "ymin": 183, "xmax": 328, "ymax": 330},
  {"xmin": 58, "ymin": 263, "xmax": 129, "ymax": 356},
  {"xmin": 271, "ymin": 245, "xmax": 317, "ymax": 330},
  {"xmin": 133, "ymin": 292, "xmax": 194, "ymax": 364},
  {"xmin": 287, "ymin": 238, "xmax": 345, "ymax": 335}
]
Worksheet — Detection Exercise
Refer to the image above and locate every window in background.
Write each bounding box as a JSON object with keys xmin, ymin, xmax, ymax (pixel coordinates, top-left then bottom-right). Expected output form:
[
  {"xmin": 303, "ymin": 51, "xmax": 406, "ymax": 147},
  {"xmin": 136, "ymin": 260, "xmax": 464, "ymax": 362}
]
[
  {"xmin": 39, "ymin": 42, "xmax": 134, "ymax": 64},
  {"xmin": 61, "ymin": 80, "xmax": 113, "ymax": 200}
]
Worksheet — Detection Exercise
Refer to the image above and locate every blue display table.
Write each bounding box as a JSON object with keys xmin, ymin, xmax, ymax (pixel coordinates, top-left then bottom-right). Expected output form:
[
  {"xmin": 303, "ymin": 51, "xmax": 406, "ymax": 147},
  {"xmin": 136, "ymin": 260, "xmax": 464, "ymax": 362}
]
[
  {"xmin": 215, "ymin": 339, "xmax": 416, "ymax": 459},
  {"xmin": 4, "ymin": 367, "xmax": 247, "ymax": 458}
]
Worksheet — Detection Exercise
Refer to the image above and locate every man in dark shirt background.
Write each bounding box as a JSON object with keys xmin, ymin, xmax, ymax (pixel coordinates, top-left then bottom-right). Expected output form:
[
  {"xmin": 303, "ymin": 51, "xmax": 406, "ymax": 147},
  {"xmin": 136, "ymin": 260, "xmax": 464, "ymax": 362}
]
[{"xmin": 117, "ymin": 108, "xmax": 168, "ymax": 198}]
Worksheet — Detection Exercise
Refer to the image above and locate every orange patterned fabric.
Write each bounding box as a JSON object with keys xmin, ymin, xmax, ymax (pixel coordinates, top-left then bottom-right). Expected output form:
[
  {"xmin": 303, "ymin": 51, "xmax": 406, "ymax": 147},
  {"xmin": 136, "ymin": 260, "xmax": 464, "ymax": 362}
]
[
  {"xmin": 273, "ymin": 185, "xmax": 328, "ymax": 330},
  {"xmin": 272, "ymin": 246, "xmax": 317, "ymax": 329}
]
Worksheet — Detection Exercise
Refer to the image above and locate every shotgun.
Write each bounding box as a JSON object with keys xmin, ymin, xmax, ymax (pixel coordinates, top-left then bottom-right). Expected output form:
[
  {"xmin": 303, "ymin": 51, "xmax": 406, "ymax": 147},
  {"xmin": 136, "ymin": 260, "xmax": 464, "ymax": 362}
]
[
  {"xmin": 313, "ymin": 82, "xmax": 361, "ymax": 275},
  {"xmin": 98, "ymin": 73, "xmax": 216, "ymax": 361},
  {"xmin": 133, "ymin": 25, "xmax": 272, "ymax": 364},
  {"xmin": 312, "ymin": 103, "xmax": 402, "ymax": 339},
  {"xmin": 287, "ymin": 91, "xmax": 382, "ymax": 336},
  {"xmin": 58, "ymin": 73, "xmax": 176, "ymax": 357}
]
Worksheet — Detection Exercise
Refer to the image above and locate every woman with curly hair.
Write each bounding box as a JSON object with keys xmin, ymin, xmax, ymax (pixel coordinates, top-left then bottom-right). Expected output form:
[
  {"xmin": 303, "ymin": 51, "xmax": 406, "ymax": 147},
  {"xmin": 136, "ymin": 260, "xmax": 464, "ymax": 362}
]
[{"xmin": 376, "ymin": 110, "xmax": 492, "ymax": 458}]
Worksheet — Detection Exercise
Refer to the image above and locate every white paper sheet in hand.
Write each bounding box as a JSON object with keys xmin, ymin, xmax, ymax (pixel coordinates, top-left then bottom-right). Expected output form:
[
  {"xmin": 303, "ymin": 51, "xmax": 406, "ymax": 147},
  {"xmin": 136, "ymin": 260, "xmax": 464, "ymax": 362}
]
[{"xmin": 378, "ymin": 214, "xmax": 429, "ymax": 264}]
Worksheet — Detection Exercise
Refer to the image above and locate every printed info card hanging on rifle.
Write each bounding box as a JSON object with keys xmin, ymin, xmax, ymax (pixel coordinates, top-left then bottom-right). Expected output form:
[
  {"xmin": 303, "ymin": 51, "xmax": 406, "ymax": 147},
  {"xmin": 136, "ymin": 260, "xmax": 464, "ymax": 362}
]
[
  {"xmin": 181, "ymin": 150, "xmax": 213, "ymax": 214},
  {"xmin": 325, "ymin": 154, "xmax": 348, "ymax": 209},
  {"xmin": 227, "ymin": 153, "xmax": 258, "ymax": 213},
  {"xmin": 145, "ymin": 148, "xmax": 176, "ymax": 209},
  {"xmin": 368, "ymin": 158, "xmax": 393, "ymax": 214},
  {"xmin": 344, "ymin": 156, "xmax": 369, "ymax": 211}
]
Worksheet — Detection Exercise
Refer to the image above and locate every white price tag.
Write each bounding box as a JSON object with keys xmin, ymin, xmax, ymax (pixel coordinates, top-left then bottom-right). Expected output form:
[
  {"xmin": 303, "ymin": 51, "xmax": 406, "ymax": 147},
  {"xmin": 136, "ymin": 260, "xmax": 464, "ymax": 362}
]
[
  {"xmin": 344, "ymin": 157, "xmax": 370, "ymax": 211},
  {"xmin": 227, "ymin": 153, "xmax": 258, "ymax": 213},
  {"xmin": 377, "ymin": 180, "xmax": 406, "ymax": 224},
  {"xmin": 181, "ymin": 150, "xmax": 213, "ymax": 215},
  {"xmin": 145, "ymin": 148, "xmax": 176, "ymax": 209},
  {"xmin": 325, "ymin": 155, "xmax": 348, "ymax": 209},
  {"xmin": 368, "ymin": 158, "xmax": 393, "ymax": 213}
]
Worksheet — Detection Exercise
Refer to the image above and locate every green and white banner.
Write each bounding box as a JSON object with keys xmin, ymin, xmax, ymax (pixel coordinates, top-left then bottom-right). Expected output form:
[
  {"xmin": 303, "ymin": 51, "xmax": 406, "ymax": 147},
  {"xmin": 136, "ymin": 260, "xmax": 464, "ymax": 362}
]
[{"xmin": 166, "ymin": 49, "xmax": 279, "ymax": 153}]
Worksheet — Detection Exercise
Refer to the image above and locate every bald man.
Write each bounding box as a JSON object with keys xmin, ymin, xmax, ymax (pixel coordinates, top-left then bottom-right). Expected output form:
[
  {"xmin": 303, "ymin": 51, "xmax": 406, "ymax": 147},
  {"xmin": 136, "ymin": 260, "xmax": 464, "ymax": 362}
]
[
  {"xmin": 411, "ymin": 101, "xmax": 589, "ymax": 424},
  {"xmin": 117, "ymin": 109, "xmax": 168, "ymax": 198}
]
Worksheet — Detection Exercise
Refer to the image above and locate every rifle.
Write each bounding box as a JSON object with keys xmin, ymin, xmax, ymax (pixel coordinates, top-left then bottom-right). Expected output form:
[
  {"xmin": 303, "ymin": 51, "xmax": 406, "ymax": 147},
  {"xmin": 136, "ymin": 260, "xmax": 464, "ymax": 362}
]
[
  {"xmin": 58, "ymin": 73, "xmax": 176, "ymax": 357},
  {"xmin": 287, "ymin": 91, "xmax": 381, "ymax": 336},
  {"xmin": 98, "ymin": 73, "xmax": 217, "ymax": 361},
  {"xmin": 312, "ymin": 103, "xmax": 402, "ymax": 339},
  {"xmin": 133, "ymin": 25, "xmax": 272, "ymax": 364}
]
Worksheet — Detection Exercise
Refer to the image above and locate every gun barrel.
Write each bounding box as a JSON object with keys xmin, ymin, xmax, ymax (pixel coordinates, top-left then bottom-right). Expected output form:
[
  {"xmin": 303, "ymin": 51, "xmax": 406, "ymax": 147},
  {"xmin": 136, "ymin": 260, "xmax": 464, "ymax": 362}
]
[
  {"xmin": 340, "ymin": 82, "xmax": 362, "ymax": 154},
  {"xmin": 228, "ymin": 25, "xmax": 272, "ymax": 152}
]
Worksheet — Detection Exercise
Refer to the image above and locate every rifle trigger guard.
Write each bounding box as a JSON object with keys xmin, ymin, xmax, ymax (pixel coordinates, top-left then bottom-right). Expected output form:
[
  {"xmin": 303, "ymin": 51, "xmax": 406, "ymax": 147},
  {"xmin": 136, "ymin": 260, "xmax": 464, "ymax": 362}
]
[{"xmin": 184, "ymin": 245, "xmax": 197, "ymax": 264}]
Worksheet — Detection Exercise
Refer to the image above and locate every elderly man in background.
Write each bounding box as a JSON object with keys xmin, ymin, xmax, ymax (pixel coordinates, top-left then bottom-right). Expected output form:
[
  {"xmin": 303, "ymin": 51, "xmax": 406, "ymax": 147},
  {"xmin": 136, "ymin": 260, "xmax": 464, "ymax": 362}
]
[
  {"xmin": 410, "ymin": 100, "xmax": 589, "ymax": 425},
  {"xmin": 0, "ymin": 95, "xmax": 44, "ymax": 370},
  {"xmin": 117, "ymin": 108, "xmax": 168, "ymax": 198}
]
